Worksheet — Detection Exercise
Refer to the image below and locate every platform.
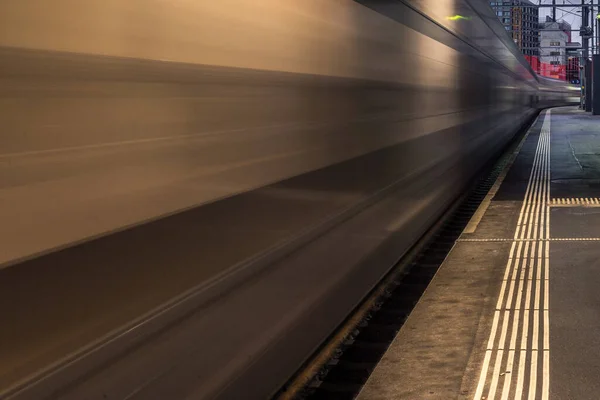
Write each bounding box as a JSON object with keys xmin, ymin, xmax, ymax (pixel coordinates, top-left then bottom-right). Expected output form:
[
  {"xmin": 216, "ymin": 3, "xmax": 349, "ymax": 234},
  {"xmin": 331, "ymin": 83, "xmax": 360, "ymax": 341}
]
[{"xmin": 358, "ymin": 106, "xmax": 600, "ymax": 400}]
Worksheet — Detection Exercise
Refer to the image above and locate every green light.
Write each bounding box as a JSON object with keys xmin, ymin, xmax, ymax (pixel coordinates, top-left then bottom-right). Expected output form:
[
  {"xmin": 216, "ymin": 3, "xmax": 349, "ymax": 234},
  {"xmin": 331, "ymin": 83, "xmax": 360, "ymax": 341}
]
[
  {"xmin": 597, "ymin": 14, "xmax": 600, "ymax": 20},
  {"xmin": 447, "ymin": 15, "xmax": 471, "ymax": 21}
]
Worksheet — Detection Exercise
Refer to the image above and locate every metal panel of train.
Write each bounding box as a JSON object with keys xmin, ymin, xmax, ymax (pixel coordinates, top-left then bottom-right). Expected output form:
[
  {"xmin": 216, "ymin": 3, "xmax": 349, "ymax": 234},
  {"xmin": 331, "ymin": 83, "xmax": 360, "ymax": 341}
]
[{"xmin": 0, "ymin": 0, "xmax": 576, "ymax": 399}]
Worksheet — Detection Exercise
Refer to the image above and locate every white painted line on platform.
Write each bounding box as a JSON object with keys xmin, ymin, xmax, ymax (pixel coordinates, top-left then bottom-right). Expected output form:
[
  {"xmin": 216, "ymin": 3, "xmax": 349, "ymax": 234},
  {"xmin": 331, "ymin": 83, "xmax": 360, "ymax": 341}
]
[
  {"xmin": 543, "ymin": 350, "xmax": 550, "ymax": 399},
  {"xmin": 515, "ymin": 309, "xmax": 530, "ymax": 398},
  {"xmin": 549, "ymin": 197, "xmax": 600, "ymax": 207},
  {"xmin": 500, "ymin": 309, "xmax": 521, "ymax": 399},
  {"xmin": 459, "ymin": 237, "xmax": 600, "ymax": 242},
  {"xmin": 532, "ymin": 310, "xmax": 539, "ymax": 350},
  {"xmin": 487, "ymin": 311, "xmax": 501, "ymax": 350},
  {"xmin": 473, "ymin": 109, "xmax": 551, "ymax": 400},
  {"xmin": 528, "ymin": 349, "xmax": 539, "ymax": 399},
  {"xmin": 489, "ymin": 310, "xmax": 511, "ymax": 398}
]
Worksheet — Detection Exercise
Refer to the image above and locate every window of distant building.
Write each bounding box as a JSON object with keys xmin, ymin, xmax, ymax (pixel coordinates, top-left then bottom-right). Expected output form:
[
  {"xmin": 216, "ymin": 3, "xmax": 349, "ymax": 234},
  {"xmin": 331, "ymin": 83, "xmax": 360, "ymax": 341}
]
[
  {"xmin": 550, "ymin": 61, "xmax": 560, "ymax": 65},
  {"xmin": 550, "ymin": 51, "xmax": 561, "ymax": 56},
  {"xmin": 550, "ymin": 41, "xmax": 561, "ymax": 46}
]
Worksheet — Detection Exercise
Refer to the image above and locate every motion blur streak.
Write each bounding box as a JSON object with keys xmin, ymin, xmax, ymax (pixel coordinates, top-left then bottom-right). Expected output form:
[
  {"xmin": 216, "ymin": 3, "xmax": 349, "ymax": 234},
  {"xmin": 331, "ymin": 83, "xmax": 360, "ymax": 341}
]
[
  {"xmin": 4, "ymin": 0, "xmax": 468, "ymax": 266},
  {"xmin": 0, "ymin": 0, "xmax": 574, "ymax": 399}
]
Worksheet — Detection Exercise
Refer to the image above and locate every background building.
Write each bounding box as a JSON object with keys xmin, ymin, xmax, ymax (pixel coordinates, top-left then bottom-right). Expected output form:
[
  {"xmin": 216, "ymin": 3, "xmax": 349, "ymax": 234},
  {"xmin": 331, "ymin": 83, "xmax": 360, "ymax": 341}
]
[
  {"xmin": 490, "ymin": 1, "xmax": 583, "ymax": 81},
  {"xmin": 540, "ymin": 20, "xmax": 569, "ymax": 66},
  {"xmin": 490, "ymin": 0, "xmax": 540, "ymax": 56}
]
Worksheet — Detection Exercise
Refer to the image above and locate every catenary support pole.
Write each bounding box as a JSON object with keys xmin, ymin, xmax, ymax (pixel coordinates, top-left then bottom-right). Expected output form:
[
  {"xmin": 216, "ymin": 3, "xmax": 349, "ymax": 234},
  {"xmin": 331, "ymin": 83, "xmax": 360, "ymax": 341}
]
[{"xmin": 593, "ymin": 54, "xmax": 600, "ymax": 114}]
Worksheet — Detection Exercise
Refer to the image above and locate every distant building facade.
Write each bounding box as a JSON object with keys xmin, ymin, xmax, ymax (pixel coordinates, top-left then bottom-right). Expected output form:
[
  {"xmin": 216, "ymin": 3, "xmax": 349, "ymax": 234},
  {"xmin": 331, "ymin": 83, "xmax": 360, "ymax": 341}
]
[
  {"xmin": 557, "ymin": 19, "xmax": 572, "ymax": 43},
  {"xmin": 490, "ymin": 0, "xmax": 540, "ymax": 56},
  {"xmin": 539, "ymin": 21, "xmax": 569, "ymax": 66},
  {"xmin": 490, "ymin": 1, "xmax": 579, "ymax": 81}
]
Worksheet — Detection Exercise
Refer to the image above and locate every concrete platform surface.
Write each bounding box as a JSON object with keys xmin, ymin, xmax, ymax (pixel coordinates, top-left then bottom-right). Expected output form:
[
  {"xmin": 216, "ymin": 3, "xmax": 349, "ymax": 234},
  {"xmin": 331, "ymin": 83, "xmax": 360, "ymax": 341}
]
[{"xmin": 358, "ymin": 106, "xmax": 600, "ymax": 400}]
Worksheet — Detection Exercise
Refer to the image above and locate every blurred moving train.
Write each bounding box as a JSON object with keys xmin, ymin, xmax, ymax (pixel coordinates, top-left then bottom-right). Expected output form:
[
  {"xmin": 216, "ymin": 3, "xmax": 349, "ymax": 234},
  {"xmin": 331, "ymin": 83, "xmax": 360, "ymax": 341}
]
[{"xmin": 0, "ymin": 0, "xmax": 576, "ymax": 399}]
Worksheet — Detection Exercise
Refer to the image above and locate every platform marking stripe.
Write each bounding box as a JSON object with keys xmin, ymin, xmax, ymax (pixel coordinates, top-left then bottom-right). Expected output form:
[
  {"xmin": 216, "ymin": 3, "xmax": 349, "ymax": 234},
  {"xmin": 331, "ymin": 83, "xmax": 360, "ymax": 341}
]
[
  {"xmin": 529, "ymin": 349, "xmax": 539, "ymax": 400},
  {"xmin": 487, "ymin": 311, "xmax": 501, "ymax": 349},
  {"xmin": 524, "ymin": 246, "xmax": 533, "ymax": 310},
  {"xmin": 458, "ymin": 237, "xmax": 600, "ymax": 242},
  {"xmin": 515, "ymin": 310, "xmax": 530, "ymax": 397},
  {"xmin": 500, "ymin": 307, "xmax": 521, "ymax": 399},
  {"xmin": 489, "ymin": 309, "xmax": 511, "ymax": 397},
  {"xmin": 489, "ymin": 140, "xmax": 544, "ymax": 397},
  {"xmin": 489, "ymin": 122, "xmax": 543, "ymax": 399},
  {"xmin": 529, "ymin": 121, "xmax": 549, "ymax": 400},
  {"xmin": 477, "ymin": 129, "xmax": 539, "ymax": 398},
  {"xmin": 473, "ymin": 109, "xmax": 551, "ymax": 400},
  {"xmin": 473, "ymin": 145, "xmax": 538, "ymax": 399},
  {"xmin": 542, "ymin": 125, "xmax": 551, "ymax": 399},
  {"xmin": 536, "ymin": 116, "xmax": 550, "ymax": 400},
  {"xmin": 549, "ymin": 197, "xmax": 600, "ymax": 207},
  {"xmin": 513, "ymin": 245, "xmax": 528, "ymax": 309}
]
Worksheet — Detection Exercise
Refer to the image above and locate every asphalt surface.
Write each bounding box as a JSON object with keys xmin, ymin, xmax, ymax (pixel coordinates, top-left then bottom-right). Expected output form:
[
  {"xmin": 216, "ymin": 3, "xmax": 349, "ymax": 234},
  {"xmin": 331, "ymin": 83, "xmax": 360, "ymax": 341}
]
[
  {"xmin": 547, "ymin": 108, "xmax": 600, "ymax": 400},
  {"xmin": 359, "ymin": 106, "xmax": 600, "ymax": 400}
]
